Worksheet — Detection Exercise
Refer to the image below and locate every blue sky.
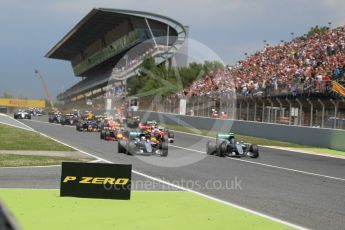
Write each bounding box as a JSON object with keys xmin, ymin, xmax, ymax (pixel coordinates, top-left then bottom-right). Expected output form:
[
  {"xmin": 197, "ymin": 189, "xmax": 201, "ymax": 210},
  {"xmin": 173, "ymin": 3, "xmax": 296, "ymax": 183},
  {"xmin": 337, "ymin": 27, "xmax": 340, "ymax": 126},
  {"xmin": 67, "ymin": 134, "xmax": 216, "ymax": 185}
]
[{"xmin": 1, "ymin": 0, "xmax": 345, "ymax": 100}]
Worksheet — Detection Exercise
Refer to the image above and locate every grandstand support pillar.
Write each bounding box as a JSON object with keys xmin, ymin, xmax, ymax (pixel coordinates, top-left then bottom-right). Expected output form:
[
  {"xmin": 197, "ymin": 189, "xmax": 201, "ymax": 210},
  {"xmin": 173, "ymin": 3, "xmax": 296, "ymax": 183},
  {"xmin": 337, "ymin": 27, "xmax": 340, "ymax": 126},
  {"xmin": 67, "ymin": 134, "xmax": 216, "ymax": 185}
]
[
  {"xmin": 296, "ymin": 99, "xmax": 303, "ymax": 126},
  {"xmin": 306, "ymin": 98, "xmax": 313, "ymax": 127},
  {"xmin": 276, "ymin": 98, "xmax": 283, "ymax": 123},
  {"xmin": 145, "ymin": 18, "xmax": 157, "ymax": 47},
  {"xmin": 330, "ymin": 99, "xmax": 339, "ymax": 129},
  {"xmin": 285, "ymin": 98, "xmax": 292, "ymax": 125},
  {"xmin": 317, "ymin": 99, "xmax": 325, "ymax": 128},
  {"xmin": 267, "ymin": 98, "xmax": 274, "ymax": 123}
]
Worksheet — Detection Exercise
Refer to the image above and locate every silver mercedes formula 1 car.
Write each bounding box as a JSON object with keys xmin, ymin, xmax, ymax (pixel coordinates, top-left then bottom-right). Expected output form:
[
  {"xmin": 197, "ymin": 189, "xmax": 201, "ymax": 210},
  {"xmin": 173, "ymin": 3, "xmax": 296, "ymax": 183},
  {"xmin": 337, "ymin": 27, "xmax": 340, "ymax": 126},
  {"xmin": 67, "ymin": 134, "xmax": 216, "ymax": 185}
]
[
  {"xmin": 206, "ymin": 133, "xmax": 259, "ymax": 158},
  {"xmin": 118, "ymin": 131, "xmax": 168, "ymax": 157}
]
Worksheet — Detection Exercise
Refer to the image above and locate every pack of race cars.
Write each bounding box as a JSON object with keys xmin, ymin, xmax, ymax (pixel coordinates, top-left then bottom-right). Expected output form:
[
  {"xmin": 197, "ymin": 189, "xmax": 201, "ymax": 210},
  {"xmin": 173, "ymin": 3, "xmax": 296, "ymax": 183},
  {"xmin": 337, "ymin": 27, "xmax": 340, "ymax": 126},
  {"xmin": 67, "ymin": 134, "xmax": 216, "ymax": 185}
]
[
  {"xmin": 45, "ymin": 110, "xmax": 176, "ymax": 157},
  {"xmin": 16, "ymin": 109, "xmax": 259, "ymax": 158}
]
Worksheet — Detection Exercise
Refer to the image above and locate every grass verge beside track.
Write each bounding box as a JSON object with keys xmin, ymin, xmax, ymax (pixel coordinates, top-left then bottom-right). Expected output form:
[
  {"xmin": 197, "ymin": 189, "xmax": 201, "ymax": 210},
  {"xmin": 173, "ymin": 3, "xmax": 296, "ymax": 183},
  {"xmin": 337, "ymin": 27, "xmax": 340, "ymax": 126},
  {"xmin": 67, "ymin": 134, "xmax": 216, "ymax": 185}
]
[
  {"xmin": 165, "ymin": 124, "xmax": 345, "ymax": 157},
  {"xmin": 0, "ymin": 189, "xmax": 291, "ymax": 230},
  {"xmin": 0, "ymin": 123, "xmax": 74, "ymax": 151},
  {"xmin": 0, "ymin": 154, "xmax": 82, "ymax": 167}
]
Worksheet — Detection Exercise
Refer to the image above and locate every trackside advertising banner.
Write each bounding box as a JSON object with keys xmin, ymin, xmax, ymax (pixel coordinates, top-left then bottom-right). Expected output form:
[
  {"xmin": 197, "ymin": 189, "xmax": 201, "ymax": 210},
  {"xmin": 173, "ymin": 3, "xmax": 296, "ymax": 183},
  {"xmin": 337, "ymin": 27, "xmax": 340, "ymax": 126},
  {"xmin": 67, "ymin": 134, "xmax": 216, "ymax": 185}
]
[
  {"xmin": 0, "ymin": 98, "xmax": 45, "ymax": 108},
  {"xmin": 60, "ymin": 162, "xmax": 132, "ymax": 200}
]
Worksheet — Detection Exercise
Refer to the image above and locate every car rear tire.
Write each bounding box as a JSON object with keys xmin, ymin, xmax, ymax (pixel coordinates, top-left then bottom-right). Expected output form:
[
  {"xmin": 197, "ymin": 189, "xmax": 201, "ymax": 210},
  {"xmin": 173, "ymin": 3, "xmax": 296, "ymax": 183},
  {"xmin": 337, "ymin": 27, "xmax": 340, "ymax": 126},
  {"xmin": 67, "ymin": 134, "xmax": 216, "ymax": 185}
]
[
  {"xmin": 248, "ymin": 144, "xmax": 259, "ymax": 158},
  {"xmin": 206, "ymin": 142, "xmax": 216, "ymax": 155},
  {"xmin": 100, "ymin": 130, "xmax": 105, "ymax": 139},
  {"xmin": 168, "ymin": 131, "xmax": 174, "ymax": 139},
  {"xmin": 118, "ymin": 142, "xmax": 125, "ymax": 153},
  {"xmin": 105, "ymin": 131, "xmax": 110, "ymax": 141},
  {"xmin": 219, "ymin": 142, "xmax": 228, "ymax": 157},
  {"xmin": 127, "ymin": 142, "xmax": 136, "ymax": 155},
  {"xmin": 161, "ymin": 140, "xmax": 168, "ymax": 157}
]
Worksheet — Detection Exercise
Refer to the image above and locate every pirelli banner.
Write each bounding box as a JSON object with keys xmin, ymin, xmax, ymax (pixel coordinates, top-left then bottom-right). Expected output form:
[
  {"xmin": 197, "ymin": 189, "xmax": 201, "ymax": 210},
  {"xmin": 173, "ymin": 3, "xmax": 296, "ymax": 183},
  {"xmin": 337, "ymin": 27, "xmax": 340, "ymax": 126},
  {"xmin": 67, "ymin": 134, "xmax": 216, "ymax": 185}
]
[
  {"xmin": 0, "ymin": 98, "xmax": 45, "ymax": 108},
  {"xmin": 60, "ymin": 162, "xmax": 132, "ymax": 200}
]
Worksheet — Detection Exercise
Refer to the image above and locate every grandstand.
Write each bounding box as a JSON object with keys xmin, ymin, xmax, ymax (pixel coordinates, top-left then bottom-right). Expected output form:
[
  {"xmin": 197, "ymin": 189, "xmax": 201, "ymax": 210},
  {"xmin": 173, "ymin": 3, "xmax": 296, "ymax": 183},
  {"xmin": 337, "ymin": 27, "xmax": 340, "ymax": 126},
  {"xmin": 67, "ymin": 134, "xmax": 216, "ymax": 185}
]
[
  {"xmin": 145, "ymin": 25, "xmax": 345, "ymax": 130},
  {"xmin": 46, "ymin": 8, "xmax": 188, "ymax": 106}
]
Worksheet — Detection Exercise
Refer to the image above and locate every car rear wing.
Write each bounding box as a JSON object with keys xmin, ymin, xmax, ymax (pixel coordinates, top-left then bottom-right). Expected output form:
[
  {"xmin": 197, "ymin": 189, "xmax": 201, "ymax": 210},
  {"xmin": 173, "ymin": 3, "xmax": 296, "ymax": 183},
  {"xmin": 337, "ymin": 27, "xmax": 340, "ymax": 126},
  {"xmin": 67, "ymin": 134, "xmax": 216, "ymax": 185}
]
[
  {"xmin": 216, "ymin": 133, "xmax": 235, "ymax": 140},
  {"xmin": 129, "ymin": 131, "xmax": 142, "ymax": 138}
]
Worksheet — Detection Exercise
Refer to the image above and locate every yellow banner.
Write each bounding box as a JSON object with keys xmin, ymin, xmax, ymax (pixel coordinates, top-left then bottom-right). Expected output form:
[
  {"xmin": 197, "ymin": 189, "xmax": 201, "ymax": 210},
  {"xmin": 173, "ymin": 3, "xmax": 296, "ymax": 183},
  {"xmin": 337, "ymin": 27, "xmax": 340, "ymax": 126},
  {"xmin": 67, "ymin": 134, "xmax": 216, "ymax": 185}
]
[
  {"xmin": 332, "ymin": 81, "xmax": 345, "ymax": 97},
  {"xmin": 0, "ymin": 98, "xmax": 46, "ymax": 108}
]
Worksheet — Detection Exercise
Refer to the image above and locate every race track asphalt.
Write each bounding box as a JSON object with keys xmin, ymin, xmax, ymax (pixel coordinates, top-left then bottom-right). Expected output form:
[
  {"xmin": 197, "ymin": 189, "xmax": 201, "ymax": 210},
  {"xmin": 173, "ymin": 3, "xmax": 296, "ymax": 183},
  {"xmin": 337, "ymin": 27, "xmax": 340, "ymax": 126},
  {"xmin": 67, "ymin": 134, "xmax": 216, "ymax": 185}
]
[{"xmin": 1, "ymin": 116, "xmax": 345, "ymax": 230}]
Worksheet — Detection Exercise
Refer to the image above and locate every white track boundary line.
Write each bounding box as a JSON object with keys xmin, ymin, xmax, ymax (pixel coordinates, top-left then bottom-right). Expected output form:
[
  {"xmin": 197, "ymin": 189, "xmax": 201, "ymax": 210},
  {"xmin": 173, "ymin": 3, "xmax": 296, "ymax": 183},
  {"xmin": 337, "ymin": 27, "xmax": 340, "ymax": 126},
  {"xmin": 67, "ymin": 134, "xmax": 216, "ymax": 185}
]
[
  {"xmin": 0, "ymin": 113, "xmax": 35, "ymax": 131},
  {"xmin": 0, "ymin": 115, "xmax": 102, "ymax": 162},
  {"xmin": 170, "ymin": 145, "xmax": 345, "ymax": 182},
  {"xmin": 229, "ymin": 157, "xmax": 345, "ymax": 182},
  {"xmin": 0, "ymin": 121, "xmax": 34, "ymax": 132},
  {"xmin": 16, "ymin": 119, "xmax": 306, "ymax": 229},
  {"xmin": 261, "ymin": 145, "xmax": 345, "ymax": 159}
]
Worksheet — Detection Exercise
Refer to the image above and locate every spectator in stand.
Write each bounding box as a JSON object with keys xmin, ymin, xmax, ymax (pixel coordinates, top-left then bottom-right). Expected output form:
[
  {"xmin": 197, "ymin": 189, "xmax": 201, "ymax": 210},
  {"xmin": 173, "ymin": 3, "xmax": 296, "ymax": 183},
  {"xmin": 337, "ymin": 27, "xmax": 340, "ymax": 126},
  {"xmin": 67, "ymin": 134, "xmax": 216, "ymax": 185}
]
[
  {"xmin": 190, "ymin": 109, "xmax": 194, "ymax": 116},
  {"xmin": 211, "ymin": 109, "xmax": 218, "ymax": 118},
  {"xmin": 220, "ymin": 111, "xmax": 227, "ymax": 120}
]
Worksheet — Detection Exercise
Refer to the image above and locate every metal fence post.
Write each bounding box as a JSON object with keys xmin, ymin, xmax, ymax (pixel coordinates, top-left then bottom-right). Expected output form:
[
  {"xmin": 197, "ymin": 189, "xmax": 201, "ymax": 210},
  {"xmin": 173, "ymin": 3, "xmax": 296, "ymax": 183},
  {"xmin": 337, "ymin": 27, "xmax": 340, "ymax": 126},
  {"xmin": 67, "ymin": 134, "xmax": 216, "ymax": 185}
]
[
  {"xmin": 296, "ymin": 98, "xmax": 303, "ymax": 126},
  {"xmin": 196, "ymin": 97, "xmax": 200, "ymax": 116},
  {"xmin": 232, "ymin": 100, "xmax": 236, "ymax": 120},
  {"xmin": 285, "ymin": 98, "xmax": 292, "ymax": 125},
  {"xmin": 317, "ymin": 99, "xmax": 325, "ymax": 128},
  {"xmin": 330, "ymin": 99, "xmax": 338, "ymax": 129},
  {"xmin": 250, "ymin": 97, "xmax": 257, "ymax": 121},
  {"xmin": 276, "ymin": 98, "xmax": 283, "ymax": 124},
  {"xmin": 239, "ymin": 100, "xmax": 242, "ymax": 120},
  {"xmin": 246, "ymin": 99, "xmax": 250, "ymax": 121},
  {"xmin": 261, "ymin": 99, "xmax": 265, "ymax": 122},
  {"xmin": 306, "ymin": 98, "xmax": 313, "ymax": 127},
  {"xmin": 202, "ymin": 97, "xmax": 206, "ymax": 117},
  {"xmin": 267, "ymin": 98, "xmax": 273, "ymax": 123}
]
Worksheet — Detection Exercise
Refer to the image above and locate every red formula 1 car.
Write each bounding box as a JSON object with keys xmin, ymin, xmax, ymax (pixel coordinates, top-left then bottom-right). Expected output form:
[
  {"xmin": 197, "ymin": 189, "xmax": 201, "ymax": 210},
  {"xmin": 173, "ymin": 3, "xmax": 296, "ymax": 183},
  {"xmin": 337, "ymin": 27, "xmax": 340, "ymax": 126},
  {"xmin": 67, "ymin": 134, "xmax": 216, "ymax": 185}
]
[
  {"xmin": 100, "ymin": 119, "xmax": 124, "ymax": 141},
  {"xmin": 139, "ymin": 121, "xmax": 175, "ymax": 143}
]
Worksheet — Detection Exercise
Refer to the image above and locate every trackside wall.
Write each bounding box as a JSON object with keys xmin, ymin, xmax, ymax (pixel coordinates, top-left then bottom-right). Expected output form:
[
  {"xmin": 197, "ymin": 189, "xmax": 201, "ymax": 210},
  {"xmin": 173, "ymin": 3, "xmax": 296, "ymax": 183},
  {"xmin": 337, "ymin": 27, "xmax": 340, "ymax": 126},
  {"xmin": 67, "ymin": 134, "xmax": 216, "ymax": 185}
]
[{"xmin": 135, "ymin": 111, "xmax": 345, "ymax": 151}]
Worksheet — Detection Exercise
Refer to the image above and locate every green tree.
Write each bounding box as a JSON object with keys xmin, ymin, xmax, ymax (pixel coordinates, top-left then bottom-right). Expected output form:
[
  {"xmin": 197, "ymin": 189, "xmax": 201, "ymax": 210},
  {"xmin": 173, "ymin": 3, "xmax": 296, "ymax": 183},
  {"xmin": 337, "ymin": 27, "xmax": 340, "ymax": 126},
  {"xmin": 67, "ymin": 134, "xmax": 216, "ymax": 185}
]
[
  {"xmin": 306, "ymin": 25, "xmax": 329, "ymax": 38},
  {"xmin": 126, "ymin": 58, "xmax": 224, "ymax": 97}
]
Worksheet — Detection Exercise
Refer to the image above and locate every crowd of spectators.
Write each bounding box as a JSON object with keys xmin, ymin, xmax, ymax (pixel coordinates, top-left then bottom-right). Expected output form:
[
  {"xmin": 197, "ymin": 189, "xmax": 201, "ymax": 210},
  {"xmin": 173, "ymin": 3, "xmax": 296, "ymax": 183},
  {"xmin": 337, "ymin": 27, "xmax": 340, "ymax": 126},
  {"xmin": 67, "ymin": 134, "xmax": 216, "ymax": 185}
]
[{"xmin": 177, "ymin": 25, "xmax": 345, "ymax": 98}]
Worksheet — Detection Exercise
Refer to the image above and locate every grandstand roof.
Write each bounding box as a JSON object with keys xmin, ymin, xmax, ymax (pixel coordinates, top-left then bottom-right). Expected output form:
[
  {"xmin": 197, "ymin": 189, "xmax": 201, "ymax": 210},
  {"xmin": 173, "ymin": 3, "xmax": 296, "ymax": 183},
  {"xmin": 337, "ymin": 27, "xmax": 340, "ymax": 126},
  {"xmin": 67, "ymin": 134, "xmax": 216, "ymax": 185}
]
[{"xmin": 45, "ymin": 8, "xmax": 186, "ymax": 60}]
